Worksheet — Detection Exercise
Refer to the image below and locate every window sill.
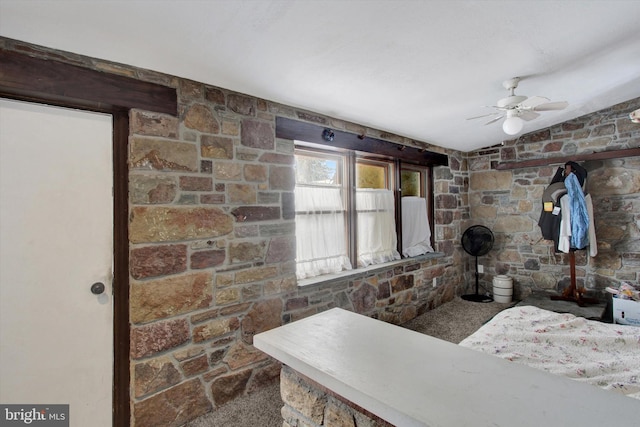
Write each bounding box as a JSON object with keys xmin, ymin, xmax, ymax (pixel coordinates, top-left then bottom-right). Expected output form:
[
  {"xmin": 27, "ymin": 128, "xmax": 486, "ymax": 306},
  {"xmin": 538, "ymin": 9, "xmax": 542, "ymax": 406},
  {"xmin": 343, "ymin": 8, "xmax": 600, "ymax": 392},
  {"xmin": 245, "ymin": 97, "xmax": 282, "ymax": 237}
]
[{"xmin": 297, "ymin": 252, "xmax": 445, "ymax": 288}]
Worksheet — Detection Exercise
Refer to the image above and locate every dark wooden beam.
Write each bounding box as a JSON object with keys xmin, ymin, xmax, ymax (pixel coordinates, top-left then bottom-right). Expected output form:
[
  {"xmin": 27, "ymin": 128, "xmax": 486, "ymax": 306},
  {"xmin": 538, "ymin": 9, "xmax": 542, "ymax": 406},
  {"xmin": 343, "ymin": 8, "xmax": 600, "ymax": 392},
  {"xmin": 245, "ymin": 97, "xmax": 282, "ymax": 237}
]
[
  {"xmin": 112, "ymin": 111, "xmax": 131, "ymax": 427},
  {"xmin": 495, "ymin": 147, "xmax": 640, "ymax": 170},
  {"xmin": 0, "ymin": 49, "xmax": 177, "ymax": 116},
  {"xmin": 276, "ymin": 116, "xmax": 448, "ymax": 167}
]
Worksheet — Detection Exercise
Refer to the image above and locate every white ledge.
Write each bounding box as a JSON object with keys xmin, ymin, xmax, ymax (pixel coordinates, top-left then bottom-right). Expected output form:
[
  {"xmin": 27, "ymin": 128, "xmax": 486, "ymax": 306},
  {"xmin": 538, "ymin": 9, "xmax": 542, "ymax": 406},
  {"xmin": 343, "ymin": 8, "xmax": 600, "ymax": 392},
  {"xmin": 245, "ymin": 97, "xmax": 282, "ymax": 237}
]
[{"xmin": 254, "ymin": 307, "xmax": 640, "ymax": 427}]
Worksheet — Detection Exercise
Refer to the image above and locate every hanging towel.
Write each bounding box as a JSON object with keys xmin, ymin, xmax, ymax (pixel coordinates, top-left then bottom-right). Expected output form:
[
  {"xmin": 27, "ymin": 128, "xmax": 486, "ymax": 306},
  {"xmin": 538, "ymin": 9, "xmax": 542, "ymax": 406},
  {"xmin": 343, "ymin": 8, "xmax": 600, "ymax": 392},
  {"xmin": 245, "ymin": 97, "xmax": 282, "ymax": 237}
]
[
  {"xmin": 401, "ymin": 196, "xmax": 434, "ymax": 257},
  {"xmin": 565, "ymin": 173, "xmax": 589, "ymax": 250},
  {"xmin": 585, "ymin": 193, "xmax": 597, "ymax": 257},
  {"xmin": 558, "ymin": 194, "xmax": 571, "ymax": 253}
]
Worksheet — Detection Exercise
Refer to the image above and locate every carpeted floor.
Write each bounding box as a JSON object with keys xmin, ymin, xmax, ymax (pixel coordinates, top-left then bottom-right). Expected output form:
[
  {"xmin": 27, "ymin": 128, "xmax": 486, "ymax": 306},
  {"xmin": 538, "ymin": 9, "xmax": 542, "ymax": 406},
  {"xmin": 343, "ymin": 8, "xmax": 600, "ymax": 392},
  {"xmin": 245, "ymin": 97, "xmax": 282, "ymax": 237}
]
[
  {"xmin": 186, "ymin": 297, "xmax": 513, "ymax": 427},
  {"xmin": 400, "ymin": 296, "xmax": 513, "ymax": 344}
]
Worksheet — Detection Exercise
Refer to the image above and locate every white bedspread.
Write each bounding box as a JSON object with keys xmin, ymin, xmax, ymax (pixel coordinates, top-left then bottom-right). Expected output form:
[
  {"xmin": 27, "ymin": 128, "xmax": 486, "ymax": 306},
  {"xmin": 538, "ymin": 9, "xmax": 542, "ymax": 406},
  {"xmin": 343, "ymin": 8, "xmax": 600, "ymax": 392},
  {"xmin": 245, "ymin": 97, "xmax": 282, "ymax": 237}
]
[{"xmin": 459, "ymin": 305, "xmax": 640, "ymax": 400}]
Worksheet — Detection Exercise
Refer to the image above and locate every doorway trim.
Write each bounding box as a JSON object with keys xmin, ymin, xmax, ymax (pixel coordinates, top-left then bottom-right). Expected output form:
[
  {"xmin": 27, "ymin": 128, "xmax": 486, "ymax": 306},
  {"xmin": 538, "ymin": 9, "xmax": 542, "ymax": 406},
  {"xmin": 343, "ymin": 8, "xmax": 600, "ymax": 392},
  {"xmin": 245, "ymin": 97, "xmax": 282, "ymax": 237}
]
[{"xmin": 0, "ymin": 45, "xmax": 178, "ymax": 426}]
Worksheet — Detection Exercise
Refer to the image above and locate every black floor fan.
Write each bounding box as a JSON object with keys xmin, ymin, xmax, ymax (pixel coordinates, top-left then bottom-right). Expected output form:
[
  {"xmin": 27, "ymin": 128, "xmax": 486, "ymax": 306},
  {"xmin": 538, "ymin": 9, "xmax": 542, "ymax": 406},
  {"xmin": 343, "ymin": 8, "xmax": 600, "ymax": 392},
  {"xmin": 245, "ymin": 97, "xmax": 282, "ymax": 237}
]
[{"xmin": 461, "ymin": 225, "xmax": 495, "ymax": 303}]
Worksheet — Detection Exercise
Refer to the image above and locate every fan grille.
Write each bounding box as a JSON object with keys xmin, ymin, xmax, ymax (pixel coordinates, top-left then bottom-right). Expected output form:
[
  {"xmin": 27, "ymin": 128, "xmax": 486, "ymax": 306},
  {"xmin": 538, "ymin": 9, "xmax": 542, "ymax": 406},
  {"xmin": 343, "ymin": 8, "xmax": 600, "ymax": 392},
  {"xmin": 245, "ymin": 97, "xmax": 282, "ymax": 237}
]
[{"xmin": 461, "ymin": 225, "xmax": 494, "ymax": 256}]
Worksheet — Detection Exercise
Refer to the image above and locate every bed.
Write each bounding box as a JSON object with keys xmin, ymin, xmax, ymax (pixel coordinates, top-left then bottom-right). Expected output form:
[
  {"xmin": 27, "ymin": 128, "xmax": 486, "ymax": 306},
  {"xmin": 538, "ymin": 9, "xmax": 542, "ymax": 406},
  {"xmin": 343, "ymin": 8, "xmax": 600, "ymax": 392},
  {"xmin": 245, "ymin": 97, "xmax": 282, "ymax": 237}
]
[{"xmin": 459, "ymin": 305, "xmax": 640, "ymax": 400}]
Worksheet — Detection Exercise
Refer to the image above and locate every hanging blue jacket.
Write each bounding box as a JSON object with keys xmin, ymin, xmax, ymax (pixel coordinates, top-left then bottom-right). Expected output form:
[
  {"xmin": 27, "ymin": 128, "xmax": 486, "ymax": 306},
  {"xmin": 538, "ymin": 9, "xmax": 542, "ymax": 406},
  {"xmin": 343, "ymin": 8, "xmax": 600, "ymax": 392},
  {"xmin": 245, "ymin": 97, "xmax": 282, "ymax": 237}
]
[{"xmin": 565, "ymin": 172, "xmax": 589, "ymax": 249}]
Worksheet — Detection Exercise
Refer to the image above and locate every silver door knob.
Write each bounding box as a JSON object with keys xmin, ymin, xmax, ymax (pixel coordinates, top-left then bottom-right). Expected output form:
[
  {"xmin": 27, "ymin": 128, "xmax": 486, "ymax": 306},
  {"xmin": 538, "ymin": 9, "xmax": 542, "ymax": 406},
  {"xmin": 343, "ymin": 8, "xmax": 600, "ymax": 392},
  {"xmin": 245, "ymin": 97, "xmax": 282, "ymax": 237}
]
[{"xmin": 90, "ymin": 282, "xmax": 105, "ymax": 295}]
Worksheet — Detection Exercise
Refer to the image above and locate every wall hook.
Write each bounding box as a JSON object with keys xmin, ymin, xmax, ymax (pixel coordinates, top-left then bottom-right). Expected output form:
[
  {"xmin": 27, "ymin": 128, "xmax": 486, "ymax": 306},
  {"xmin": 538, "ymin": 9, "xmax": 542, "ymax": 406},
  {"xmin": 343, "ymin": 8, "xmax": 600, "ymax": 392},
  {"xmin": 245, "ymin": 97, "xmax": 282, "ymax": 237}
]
[{"xmin": 322, "ymin": 129, "xmax": 335, "ymax": 142}]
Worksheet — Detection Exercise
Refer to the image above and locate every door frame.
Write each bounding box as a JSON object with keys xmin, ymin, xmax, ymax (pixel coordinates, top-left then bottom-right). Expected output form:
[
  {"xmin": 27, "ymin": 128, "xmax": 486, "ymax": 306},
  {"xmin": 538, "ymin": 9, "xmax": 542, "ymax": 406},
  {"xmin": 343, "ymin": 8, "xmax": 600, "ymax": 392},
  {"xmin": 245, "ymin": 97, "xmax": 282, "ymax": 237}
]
[{"xmin": 0, "ymin": 46, "xmax": 177, "ymax": 426}]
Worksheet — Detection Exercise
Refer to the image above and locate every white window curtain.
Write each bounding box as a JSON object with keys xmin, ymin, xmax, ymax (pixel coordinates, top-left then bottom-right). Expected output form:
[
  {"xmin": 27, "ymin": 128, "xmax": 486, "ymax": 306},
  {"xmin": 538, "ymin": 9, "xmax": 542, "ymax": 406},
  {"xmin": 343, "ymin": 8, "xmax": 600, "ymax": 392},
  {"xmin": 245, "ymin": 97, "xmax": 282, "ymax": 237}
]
[
  {"xmin": 294, "ymin": 186, "xmax": 352, "ymax": 279},
  {"xmin": 356, "ymin": 189, "xmax": 401, "ymax": 267}
]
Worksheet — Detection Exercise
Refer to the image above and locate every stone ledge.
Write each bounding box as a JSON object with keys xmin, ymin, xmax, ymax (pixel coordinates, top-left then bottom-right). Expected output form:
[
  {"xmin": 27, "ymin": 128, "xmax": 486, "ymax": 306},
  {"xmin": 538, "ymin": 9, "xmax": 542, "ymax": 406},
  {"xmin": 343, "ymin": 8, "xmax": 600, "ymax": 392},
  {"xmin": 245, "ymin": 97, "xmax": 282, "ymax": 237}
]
[{"xmin": 296, "ymin": 253, "xmax": 445, "ymax": 289}]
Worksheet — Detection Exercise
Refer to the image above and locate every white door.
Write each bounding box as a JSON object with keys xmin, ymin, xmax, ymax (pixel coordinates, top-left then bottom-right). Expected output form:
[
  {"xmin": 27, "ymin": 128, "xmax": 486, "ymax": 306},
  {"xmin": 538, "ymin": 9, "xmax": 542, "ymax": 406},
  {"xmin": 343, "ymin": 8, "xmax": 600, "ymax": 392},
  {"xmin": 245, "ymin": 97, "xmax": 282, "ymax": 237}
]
[{"xmin": 0, "ymin": 99, "xmax": 113, "ymax": 426}]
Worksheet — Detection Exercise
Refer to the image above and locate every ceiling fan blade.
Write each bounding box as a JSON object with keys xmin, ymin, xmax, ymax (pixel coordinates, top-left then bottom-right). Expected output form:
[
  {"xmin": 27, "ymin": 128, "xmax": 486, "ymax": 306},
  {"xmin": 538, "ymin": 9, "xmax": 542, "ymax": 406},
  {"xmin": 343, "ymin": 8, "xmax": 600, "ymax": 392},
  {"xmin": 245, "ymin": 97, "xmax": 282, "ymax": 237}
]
[
  {"xmin": 484, "ymin": 115, "xmax": 504, "ymax": 125},
  {"xmin": 519, "ymin": 111, "xmax": 541, "ymax": 121},
  {"xmin": 466, "ymin": 112, "xmax": 500, "ymax": 120},
  {"xmin": 518, "ymin": 96, "xmax": 550, "ymax": 109},
  {"xmin": 533, "ymin": 101, "xmax": 569, "ymax": 111}
]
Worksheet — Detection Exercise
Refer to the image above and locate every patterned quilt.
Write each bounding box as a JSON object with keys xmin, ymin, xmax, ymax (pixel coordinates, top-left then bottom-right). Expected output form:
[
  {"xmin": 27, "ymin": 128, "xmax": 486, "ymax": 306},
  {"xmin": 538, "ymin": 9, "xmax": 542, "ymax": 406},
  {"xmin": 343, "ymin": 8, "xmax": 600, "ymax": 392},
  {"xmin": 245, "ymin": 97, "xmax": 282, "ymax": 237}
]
[{"xmin": 459, "ymin": 305, "xmax": 640, "ymax": 400}]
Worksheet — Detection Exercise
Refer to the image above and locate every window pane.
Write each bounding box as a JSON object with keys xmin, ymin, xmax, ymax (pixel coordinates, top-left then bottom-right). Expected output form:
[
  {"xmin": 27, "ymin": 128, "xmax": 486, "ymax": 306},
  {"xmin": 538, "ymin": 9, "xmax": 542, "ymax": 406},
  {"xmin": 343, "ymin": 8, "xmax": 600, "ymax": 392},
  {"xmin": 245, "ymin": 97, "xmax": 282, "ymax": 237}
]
[
  {"xmin": 295, "ymin": 154, "xmax": 340, "ymax": 185},
  {"xmin": 356, "ymin": 163, "xmax": 386, "ymax": 189},
  {"xmin": 401, "ymin": 170, "xmax": 421, "ymax": 196}
]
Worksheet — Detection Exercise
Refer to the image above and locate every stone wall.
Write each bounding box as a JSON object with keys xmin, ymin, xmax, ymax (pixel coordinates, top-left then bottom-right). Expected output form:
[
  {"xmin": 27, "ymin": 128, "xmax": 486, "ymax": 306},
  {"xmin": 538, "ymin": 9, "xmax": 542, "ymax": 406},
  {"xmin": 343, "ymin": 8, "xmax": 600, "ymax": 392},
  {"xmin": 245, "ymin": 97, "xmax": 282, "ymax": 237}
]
[
  {"xmin": 0, "ymin": 38, "xmax": 470, "ymax": 426},
  {"xmin": 279, "ymin": 366, "xmax": 394, "ymax": 427},
  {"xmin": 128, "ymin": 81, "xmax": 468, "ymax": 426},
  {"xmin": 467, "ymin": 97, "xmax": 640, "ymax": 300}
]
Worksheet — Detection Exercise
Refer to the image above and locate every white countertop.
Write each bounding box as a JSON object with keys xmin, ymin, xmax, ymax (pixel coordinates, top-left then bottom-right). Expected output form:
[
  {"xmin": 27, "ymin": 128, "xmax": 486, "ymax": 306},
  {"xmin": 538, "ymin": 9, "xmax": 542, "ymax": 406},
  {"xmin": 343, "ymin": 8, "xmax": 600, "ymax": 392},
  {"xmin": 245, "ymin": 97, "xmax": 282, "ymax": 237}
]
[{"xmin": 254, "ymin": 307, "xmax": 640, "ymax": 427}]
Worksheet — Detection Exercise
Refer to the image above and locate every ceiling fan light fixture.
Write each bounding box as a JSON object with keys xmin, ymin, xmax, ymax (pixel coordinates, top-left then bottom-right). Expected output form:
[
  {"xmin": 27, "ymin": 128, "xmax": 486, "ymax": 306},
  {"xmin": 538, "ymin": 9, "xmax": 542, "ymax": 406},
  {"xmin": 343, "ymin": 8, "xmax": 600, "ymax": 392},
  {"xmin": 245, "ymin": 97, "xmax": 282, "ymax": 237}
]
[
  {"xmin": 468, "ymin": 77, "xmax": 568, "ymax": 136},
  {"xmin": 502, "ymin": 115, "xmax": 523, "ymax": 135}
]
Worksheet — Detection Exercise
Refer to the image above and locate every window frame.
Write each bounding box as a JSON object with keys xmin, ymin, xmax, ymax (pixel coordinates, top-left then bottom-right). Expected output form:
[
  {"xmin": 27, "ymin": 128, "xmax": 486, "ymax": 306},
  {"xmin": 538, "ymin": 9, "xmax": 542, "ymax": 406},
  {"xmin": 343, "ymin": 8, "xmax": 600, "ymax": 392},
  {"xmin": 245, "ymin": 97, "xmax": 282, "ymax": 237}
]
[
  {"xmin": 277, "ymin": 117, "xmax": 447, "ymax": 281},
  {"xmin": 294, "ymin": 141, "xmax": 434, "ymax": 278},
  {"xmin": 399, "ymin": 164, "xmax": 434, "ymax": 237}
]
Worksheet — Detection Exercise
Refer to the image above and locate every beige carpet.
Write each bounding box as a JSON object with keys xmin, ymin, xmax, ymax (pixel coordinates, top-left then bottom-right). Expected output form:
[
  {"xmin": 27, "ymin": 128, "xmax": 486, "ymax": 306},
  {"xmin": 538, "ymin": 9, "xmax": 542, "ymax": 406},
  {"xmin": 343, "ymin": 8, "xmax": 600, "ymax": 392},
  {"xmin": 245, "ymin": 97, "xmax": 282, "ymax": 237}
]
[
  {"xmin": 400, "ymin": 296, "xmax": 513, "ymax": 343},
  {"xmin": 186, "ymin": 297, "xmax": 512, "ymax": 426}
]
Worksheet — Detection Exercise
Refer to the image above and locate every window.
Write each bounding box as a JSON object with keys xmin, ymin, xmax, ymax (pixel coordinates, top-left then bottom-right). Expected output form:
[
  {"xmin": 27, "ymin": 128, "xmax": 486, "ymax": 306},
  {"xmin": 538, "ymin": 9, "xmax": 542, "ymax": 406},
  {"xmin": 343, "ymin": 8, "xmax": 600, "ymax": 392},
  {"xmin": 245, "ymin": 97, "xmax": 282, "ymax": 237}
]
[
  {"xmin": 399, "ymin": 166, "xmax": 434, "ymax": 257},
  {"xmin": 294, "ymin": 149, "xmax": 351, "ymax": 279},
  {"xmin": 355, "ymin": 159, "xmax": 399, "ymax": 267},
  {"xmin": 294, "ymin": 143, "xmax": 433, "ymax": 280}
]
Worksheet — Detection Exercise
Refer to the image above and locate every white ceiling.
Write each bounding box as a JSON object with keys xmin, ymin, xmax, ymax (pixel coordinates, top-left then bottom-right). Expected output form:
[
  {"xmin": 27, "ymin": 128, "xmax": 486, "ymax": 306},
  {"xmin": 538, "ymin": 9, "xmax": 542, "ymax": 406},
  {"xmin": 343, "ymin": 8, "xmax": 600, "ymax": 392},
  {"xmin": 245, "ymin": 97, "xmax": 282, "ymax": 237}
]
[{"xmin": 2, "ymin": 0, "xmax": 640, "ymax": 152}]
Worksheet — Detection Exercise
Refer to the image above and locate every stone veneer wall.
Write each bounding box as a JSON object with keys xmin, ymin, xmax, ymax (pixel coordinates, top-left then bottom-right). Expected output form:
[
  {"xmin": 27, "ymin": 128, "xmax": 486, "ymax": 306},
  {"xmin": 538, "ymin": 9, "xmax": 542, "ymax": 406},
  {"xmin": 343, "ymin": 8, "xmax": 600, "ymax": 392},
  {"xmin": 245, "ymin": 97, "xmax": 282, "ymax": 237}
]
[
  {"xmin": 467, "ymin": 97, "xmax": 640, "ymax": 301},
  {"xmin": 0, "ymin": 38, "xmax": 472, "ymax": 426},
  {"xmin": 279, "ymin": 366, "xmax": 395, "ymax": 427}
]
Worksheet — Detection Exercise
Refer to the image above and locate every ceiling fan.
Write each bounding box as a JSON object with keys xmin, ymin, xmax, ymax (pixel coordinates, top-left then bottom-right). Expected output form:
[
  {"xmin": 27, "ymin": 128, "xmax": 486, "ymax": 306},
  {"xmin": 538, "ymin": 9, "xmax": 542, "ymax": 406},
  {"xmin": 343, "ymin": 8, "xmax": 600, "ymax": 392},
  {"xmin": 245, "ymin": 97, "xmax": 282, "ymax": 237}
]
[{"xmin": 468, "ymin": 77, "xmax": 568, "ymax": 135}]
